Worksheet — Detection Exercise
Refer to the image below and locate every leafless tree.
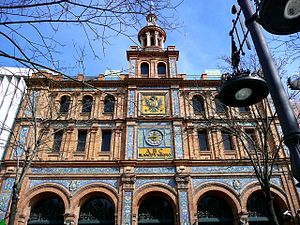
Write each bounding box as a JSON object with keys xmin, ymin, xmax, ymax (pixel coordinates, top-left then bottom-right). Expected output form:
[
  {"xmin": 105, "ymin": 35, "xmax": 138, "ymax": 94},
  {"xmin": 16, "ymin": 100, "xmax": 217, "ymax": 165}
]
[{"xmin": 0, "ymin": 0, "xmax": 181, "ymax": 75}]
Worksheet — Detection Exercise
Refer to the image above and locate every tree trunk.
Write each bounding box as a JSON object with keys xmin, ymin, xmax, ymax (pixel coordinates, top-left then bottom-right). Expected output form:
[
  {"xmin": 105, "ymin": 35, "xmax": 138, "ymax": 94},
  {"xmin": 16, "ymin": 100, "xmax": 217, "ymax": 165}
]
[
  {"xmin": 8, "ymin": 185, "xmax": 20, "ymax": 225},
  {"xmin": 264, "ymin": 185, "xmax": 280, "ymax": 225}
]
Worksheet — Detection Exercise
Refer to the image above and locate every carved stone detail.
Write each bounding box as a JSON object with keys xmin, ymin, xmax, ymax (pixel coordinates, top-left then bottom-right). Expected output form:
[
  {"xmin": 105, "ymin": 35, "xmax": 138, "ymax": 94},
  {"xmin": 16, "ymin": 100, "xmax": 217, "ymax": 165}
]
[
  {"xmin": 175, "ymin": 174, "xmax": 189, "ymax": 190},
  {"xmin": 121, "ymin": 174, "xmax": 136, "ymax": 190}
]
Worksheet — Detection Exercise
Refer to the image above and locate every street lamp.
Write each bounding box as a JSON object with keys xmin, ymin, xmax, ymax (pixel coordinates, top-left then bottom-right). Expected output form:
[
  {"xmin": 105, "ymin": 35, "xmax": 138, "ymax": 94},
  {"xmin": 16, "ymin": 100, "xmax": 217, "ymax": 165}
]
[
  {"xmin": 218, "ymin": 70, "xmax": 269, "ymax": 107},
  {"xmin": 219, "ymin": 0, "xmax": 300, "ymax": 183},
  {"xmin": 259, "ymin": 0, "xmax": 300, "ymax": 35}
]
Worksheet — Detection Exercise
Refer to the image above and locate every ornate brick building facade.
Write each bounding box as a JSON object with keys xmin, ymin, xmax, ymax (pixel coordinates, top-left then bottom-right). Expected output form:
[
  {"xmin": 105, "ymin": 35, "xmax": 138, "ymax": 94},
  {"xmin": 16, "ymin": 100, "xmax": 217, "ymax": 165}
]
[{"xmin": 1, "ymin": 14, "xmax": 300, "ymax": 225}]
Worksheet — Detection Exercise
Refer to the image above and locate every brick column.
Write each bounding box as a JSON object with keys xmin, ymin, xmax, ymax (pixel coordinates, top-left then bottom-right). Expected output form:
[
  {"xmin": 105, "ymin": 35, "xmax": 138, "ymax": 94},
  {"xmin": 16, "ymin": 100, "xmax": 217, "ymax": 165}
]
[
  {"xmin": 176, "ymin": 174, "xmax": 191, "ymax": 225},
  {"xmin": 121, "ymin": 174, "xmax": 136, "ymax": 225}
]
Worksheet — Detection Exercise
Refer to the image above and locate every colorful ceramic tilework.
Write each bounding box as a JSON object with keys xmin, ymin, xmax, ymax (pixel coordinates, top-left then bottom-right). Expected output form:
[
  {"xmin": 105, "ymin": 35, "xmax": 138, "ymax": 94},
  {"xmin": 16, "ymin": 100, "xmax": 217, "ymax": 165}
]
[
  {"xmin": 0, "ymin": 178, "xmax": 15, "ymax": 220},
  {"xmin": 123, "ymin": 191, "xmax": 132, "ymax": 225},
  {"xmin": 179, "ymin": 191, "xmax": 191, "ymax": 225}
]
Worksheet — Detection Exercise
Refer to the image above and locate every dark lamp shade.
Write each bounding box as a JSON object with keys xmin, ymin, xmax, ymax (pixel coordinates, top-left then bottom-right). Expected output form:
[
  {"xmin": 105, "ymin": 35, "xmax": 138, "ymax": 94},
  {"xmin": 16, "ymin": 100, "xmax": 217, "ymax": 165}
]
[
  {"xmin": 260, "ymin": 0, "xmax": 300, "ymax": 35},
  {"xmin": 218, "ymin": 75, "xmax": 269, "ymax": 107}
]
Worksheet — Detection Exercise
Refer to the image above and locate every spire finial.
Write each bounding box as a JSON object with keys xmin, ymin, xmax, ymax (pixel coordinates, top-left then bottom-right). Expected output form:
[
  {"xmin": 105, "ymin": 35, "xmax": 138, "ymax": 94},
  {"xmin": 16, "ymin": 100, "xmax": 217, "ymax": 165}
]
[
  {"xmin": 146, "ymin": 1, "xmax": 157, "ymax": 25},
  {"xmin": 150, "ymin": 1, "xmax": 154, "ymax": 13}
]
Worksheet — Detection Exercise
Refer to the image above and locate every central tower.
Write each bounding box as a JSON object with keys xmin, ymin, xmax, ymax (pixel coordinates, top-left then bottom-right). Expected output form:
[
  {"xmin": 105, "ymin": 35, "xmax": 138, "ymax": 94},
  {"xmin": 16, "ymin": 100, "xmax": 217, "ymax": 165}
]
[{"xmin": 127, "ymin": 13, "xmax": 179, "ymax": 79}]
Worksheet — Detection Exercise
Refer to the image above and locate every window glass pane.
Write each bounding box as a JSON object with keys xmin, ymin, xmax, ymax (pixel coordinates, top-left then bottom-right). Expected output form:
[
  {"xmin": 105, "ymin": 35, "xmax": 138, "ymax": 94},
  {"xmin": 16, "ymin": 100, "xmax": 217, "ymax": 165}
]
[
  {"xmin": 198, "ymin": 130, "xmax": 208, "ymax": 151},
  {"xmin": 82, "ymin": 96, "xmax": 93, "ymax": 113},
  {"xmin": 216, "ymin": 99, "xmax": 226, "ymax": 113},
  {"xmin": 77, "ymin": 130, "xmax": 87, "ymax": 152},
  {"xmin": 141, "ymin": 63, "xmax": 149, "ymax": 75},
  {"xmin": 59, "ymin": 96, "xmax": 70, "ymax": 113},
  {"xmin": 157, "ymin": 63, "xmax": 166, "ymax": 74},
  {"xmin": 245, "ymin": 130, "xmax": 255, "ymax": 150},
  {"xmin": 104, "ymin": 95, "xmax": 115, "ymax": 113},
  {"xmin": 193, "ymin": 96, "xmax": 204, "ymax": 113},
  {"xmin": 239, "ymin": 106, "xmax": 248, "ymax": 112},
  {"xmin": 53, "ymin": 130, "xmax": 63, "ymax": 152},
  {"xmin": 222, "ymin": 131, "xmax": 233, "ymax": 150},
  {"xmin": 101, "ymin": 130, "xmax": 112, "ymax": 152}
]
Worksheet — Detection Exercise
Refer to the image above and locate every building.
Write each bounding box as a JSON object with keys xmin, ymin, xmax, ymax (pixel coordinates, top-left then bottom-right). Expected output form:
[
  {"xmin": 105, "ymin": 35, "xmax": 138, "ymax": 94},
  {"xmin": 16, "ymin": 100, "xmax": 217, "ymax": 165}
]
[
  {"xmin": 0, "ymin": 67, "xmax": 32, "ymax": 160},
  {"xmin": 0, "ymin": 14, "xmax": 300, "ymax": 225}
]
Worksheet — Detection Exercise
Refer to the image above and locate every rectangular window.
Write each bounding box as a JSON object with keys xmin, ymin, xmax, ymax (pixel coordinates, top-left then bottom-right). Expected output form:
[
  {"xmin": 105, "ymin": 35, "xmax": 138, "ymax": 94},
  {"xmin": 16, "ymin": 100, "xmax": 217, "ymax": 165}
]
[
  {"xmin": 77, "ymin": 130, "xmax": 87, "ymax": 152},
  {"xmin": 198, "ymin": 130, "xmax": 208, "ymax": 151},
  {"xmin": 53, "ymin": 130, "xmax": 63, "ymax": 152},
  {"xmin": 221, "ymin": 131, "xmax": 233, "ymax": 151},
  {"xmin": 101, "ymin": 130, "xmax": 112, "ymax": 152},
  {"xmin": 245, "ymin": 129, "xmax": 255, "ymax": 150}
]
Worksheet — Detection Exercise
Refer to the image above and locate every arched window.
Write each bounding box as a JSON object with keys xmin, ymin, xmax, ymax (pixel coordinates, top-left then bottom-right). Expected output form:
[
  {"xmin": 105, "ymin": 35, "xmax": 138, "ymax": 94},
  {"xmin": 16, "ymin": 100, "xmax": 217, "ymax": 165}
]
[
  {"xmin": 78, "ymin": 197, "xmax": 115, "ymax": 225},
  {"xmin": 82, "ymin": 95, "xmax": 93, "ymax": 113},
  {"xmin": 104, "ymin": 95, "xmax": 115, "ymax": 113},
  {"xmin": 141, "ymin": 62, "xmax": 149, "ymax": 76},
  {"xmin": 192, "ymin": 95, "xmax": 205, "ymax": 113},
  {"xmin": 28, "ymin": 197, "xmax": 64, "ymax": 225},
  {"xmin": 138, "ymin": 196, "xmax": 174, "ymax": 225},
  {"xmin": 247, "ymin": 192, "xmax": 283, "ymax": 225},
  {"xmin": 59, "ymin": 95, "xmax": 70, "ymax": 113},
  {"xmin": 157, "ymin": 62, "xmax": 166, "ymax": 75},
  {"xmin": 198, "ymin": 195, "xmax": 234, "ymax": 225}
]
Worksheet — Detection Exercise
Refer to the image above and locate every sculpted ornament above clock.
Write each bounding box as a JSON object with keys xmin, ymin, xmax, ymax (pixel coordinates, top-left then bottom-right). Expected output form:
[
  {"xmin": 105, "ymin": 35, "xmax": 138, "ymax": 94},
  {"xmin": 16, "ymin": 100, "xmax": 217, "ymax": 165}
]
[{"xmin": 141, "ymin": 94, "xmax": 166, "ymax": 115}]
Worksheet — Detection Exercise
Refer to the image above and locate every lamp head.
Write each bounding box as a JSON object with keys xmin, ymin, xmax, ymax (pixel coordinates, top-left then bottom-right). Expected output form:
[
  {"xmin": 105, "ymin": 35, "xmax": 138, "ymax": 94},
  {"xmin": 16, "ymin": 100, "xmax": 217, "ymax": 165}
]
[
  {"xmin": 259, "ymin": 0, "xmax": 300, "ymax": 35},
  {"xmin": 218, "ymin": 71, "xmax": 269, "ymax": 107}
]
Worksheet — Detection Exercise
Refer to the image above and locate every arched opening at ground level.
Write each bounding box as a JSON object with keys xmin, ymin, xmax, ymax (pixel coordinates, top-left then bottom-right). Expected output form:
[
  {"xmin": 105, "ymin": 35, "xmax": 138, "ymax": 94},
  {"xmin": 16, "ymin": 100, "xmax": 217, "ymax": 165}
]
[
  {"xmin": 78, "ymin": 196, "xmax": 115, "ymax": 225},
  {"xmin": 138, "ymin": 194, "xmax": 175, "ymax": 225},
  {"xmin": 247, "ymin": 191, "xmax": 284, "ymax": 225},
  {"xmin": 28, "ymin": 195, "xmax": 64, "ymax": 225},
  {"xmin": 197, "ymin": 195, "xmax": 234, "ymax": 225}
]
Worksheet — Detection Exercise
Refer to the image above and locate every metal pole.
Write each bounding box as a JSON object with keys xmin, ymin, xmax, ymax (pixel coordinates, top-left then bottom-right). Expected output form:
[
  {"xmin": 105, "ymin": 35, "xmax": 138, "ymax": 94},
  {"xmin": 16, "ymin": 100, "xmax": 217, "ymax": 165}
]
[{"xmin": 238, "ymin": 0, "xmax": 300, "ymax": 183}]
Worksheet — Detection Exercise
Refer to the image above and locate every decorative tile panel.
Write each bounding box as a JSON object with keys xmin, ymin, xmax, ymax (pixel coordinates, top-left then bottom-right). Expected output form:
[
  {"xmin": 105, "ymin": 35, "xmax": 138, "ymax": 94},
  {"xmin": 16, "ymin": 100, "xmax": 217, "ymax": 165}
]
[
  {"xmin": 126, "ymin": 126, "xmax": 134, "ymax": 159},
  {"xmin": 172, "ymin": 90, "xmax": 180, "ymax": 116},
  {"xmin": 128, "ymin": 90, "xmax": 135, "ymax": 117},
  {"xmin": 29, "ymin": 179, "xmax": 119, "ymax": 194},
  {"xmin": 174, "ymin": 126, "xmax": 183, "ymax": 159},
  {"xmin": 137, "ymin": 128, "xmax": 173, "ymax": 159},
  {"xmin": 192, "ymin": 177, "xmax": 282, "ymax": 193},
  {"xmin": 191, "ymin": 166, "xmax": 279, "ymax": 173},
  {"xmin": 135, "ymin": 167, "xmax": 175, "ymax": 174},
  {"xmin": 13, "ymin": 126, "xmax": 30, "ymax": 159},
  {"xmin": 169, "ymin": 58, "xmax": 177, "ymax": 78},
  {"xmin": 31, "ymin": 167, "xmax": 120, "ymax": 174},
  {"xmin": 123, "ymin": 191, "xmax": 132, "ymax": 225},
  {"xmin": 62, "ymin": 88, "xmax": 118, "ymax": 91},
  {"xmin": 129, "ymin": 59, "xmax": 136, "ymax": 78},
  {"xmin": 179, "ymin": 191, "xmax": 191, "ymax": 225},
  {"xmin": 139, "ymin": 122, "xmax": 171, "ymax": 126},
  {"xmin": 0, "ymin": 178, "xmax": 14, "ymax": 220},
  {"xmin": 135, "ymin": 178, "xmax": 176, "ymax": 188}
]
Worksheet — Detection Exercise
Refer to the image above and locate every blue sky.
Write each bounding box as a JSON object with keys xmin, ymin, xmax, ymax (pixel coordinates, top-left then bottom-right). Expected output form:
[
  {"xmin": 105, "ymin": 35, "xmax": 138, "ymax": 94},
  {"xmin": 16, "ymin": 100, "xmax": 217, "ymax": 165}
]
[
  {"xmin": 1, "ymin": 0, "xmax": 298, "ymax": 77},
  {"xmin": 83, "ymin": 0, "xmax": 238, "ymax": 76}
]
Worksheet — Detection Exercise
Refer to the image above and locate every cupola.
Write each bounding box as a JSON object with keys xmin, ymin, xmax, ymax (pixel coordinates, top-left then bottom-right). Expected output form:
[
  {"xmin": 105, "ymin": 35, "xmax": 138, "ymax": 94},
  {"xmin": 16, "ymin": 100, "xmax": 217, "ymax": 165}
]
[{"xmin": 138, "ymin": 13, "xmax": 166, "ymax": 50}]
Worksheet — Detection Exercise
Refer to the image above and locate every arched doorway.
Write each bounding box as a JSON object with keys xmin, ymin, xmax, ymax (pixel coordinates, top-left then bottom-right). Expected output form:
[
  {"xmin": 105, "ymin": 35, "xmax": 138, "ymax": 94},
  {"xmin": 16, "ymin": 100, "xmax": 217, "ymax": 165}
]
[
  {"xmin": 247, "ymin": 192, "xmax": 283, "ymax": 225},
  {"xmin": 78, "ymin": 197, "xmax": 115, "ymax": 225},
  {"xmin": 138, "ymin": 196, "xmax": 175, "ymax": 225},
  {"xmin": 28, "ymin": 197, "xmax": 64, "ymax": 225},
  {"xmin": 197, "ymin": 195, "xmax": 234, "ymax": 225}
]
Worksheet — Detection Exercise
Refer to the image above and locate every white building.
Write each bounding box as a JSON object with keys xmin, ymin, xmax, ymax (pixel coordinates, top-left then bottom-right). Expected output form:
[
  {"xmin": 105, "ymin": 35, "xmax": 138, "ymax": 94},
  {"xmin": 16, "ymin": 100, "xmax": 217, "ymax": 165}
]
[{"xmin": 0, "ymin": 67, "xmax": 32, "ymax": 159}]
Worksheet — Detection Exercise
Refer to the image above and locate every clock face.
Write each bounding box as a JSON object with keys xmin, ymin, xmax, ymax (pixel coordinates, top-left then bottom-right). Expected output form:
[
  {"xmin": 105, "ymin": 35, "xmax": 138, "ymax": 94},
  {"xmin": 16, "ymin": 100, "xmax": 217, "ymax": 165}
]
[
  {"xmin": 145, "ymin": 130, "xmax": 163, "ymax": 146},
  {"xmin": 141, "ymin": 94, "xmax": 166, "ymax": 115}
]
